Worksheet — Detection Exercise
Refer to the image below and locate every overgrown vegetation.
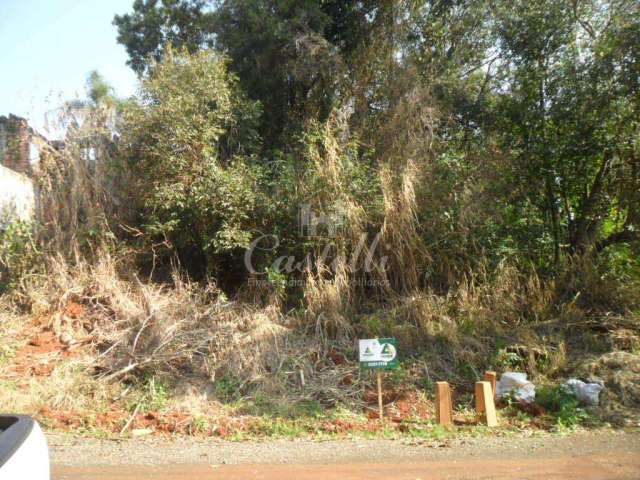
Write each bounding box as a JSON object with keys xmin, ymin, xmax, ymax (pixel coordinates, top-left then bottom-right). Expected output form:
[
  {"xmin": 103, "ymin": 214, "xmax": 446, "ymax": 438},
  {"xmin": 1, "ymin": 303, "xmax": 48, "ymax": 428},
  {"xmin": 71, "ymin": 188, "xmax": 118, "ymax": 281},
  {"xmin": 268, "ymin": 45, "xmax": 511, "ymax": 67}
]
[
  {"xmin": 535, "ymin": 385, "xmax": 588, "ymax": 428},
  {"xmin": 1, "ymin": 0, "xmax": 639, "ymax": 435}
]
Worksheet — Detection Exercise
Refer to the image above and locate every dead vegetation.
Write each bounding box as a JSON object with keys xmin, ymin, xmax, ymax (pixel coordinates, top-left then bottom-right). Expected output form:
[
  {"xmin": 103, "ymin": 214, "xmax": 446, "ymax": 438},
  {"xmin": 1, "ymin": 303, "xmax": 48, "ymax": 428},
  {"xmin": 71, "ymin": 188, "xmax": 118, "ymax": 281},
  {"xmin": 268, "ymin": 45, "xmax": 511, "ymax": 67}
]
[
  {"xmin": 2, "ymin": 241, "xmax": 638, "ymax": 434},
  {"xmin": 1, "ymin": 67, "xmax": 639, "ymax": 437}
]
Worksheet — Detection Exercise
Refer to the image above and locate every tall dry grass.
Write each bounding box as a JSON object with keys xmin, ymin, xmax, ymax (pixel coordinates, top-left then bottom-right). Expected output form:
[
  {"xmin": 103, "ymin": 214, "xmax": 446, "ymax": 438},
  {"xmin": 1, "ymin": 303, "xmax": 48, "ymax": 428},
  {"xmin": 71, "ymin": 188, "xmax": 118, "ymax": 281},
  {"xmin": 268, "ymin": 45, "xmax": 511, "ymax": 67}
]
[
  {"xmin": 2, "ymin": 72, "xmax": 638, "ymax": 421},
  {"xmin": 297, "ymin": 87, "xmax": 437, "ymax": 337}
]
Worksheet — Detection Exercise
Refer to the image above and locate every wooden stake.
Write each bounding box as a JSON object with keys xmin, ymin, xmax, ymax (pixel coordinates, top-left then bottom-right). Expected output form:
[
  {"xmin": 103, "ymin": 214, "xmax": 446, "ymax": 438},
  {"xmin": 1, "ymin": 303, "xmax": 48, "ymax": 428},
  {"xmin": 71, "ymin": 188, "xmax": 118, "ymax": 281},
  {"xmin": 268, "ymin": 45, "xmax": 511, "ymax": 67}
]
[
  {"xmin": 484, "ymin": 371, "xmax": 497, "ymax": 401},
  {"xmin": 435, "ymin": 381, "xmax": 453, "ymax": 427},
  {"xmin": 475, "ymin": 381, "xmax": 498, "ymax": 427},
  {"xmin": 475, "ymin": 381, "xmax": 486, "ymax": 414},
  {"xmin": 377, "ymin": 370, "xmax": 383, "ymax": 421}
]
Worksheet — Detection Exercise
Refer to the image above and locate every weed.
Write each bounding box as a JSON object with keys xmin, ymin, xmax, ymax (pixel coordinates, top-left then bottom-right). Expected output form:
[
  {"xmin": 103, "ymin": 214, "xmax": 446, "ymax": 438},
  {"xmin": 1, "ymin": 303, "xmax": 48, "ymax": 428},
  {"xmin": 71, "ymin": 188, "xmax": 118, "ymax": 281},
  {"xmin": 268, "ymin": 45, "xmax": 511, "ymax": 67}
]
[
  {"xmin": 494, "ymin": 348, "xmax": 524, "ymax": 370},
  {"xmin": 291, "ymin": 399, "xmax": 323, "ymax": 418},
  {"xmin": 214, "ymin": 373, "xmax": 243, "ymax": 403},
  {"xmin": 238, "ymin": 393, "xmax": 277, "ymax": 416},
  {"xmin": 0, "ymin": 379, "xmax": 17, "ymax": 392},
  {"xmin": 327, "ymin": 406, "xmax": 367, "ymax": 423},
  {"xmin": 265, "ymin": 267, "xmax": 287, "ymax": 303},
  {"xmin": 0, "ymin": 345, "xmax": 16, "ymax": 367},
  {"xmin": 360, "ymin": 426, "xmax": 398, "ymax": 439},
  {"xmin": 240, "ymin": 396, "xmax": 323, "ymax": 419},
  {"xmin": 248, "ymin": 418, "xmax": 309, "ymax": 438},
  {"xmin": 190, "ymin": 415, "xmax": 210, "ymax": 434},
  {"xmin": 535, "ymin": 384, "xmax": 587, "ymax": 428},
  {"xmin": 418, "ymin": 376, "xmax": 434, "ymax": 395},
  {"xmin": 535, "ymin": 350, "xmax": 551, "ymax": 371},
  {"xmin": 0, "ymin": 220, "xmax": 40, "ymax": 293},
  {"xmin": 132, "ymin": 377, "xmax": 169, "ymax": 412},
  {"xmin": 389, "ymin": 363, "xmax": 410, "ymax": 385},
  {"xmin": 406, "ymin": 423, "xmax": 450, "ymax": 440}
]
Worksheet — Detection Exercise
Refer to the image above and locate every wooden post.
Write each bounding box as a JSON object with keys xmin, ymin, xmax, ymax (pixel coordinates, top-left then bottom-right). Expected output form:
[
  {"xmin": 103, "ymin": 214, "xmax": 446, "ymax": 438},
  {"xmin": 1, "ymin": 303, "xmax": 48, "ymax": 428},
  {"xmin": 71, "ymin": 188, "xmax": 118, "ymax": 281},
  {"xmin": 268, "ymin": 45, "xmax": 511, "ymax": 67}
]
[
  {"xmin": 475, "ymin": 381, "xmax": 498, "ymax": 427},
  {"xmin": 435, "ymin": 381, "xmax": 453, "ymax": 427},
  {"xmin": 484, "ymin": 371, "xmax": 497, "ymax": 401},
  {"xmin": 376, "ymin": 370, "xmax": 384, "ymax": 421}
]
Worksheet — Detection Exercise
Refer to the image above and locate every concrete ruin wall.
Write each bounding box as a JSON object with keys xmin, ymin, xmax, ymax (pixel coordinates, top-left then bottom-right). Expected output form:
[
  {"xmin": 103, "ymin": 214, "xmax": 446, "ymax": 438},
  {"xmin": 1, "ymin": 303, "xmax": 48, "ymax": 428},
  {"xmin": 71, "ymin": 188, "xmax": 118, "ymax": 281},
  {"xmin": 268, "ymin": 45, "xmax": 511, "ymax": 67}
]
[
  {"xmin": 0, "ymin": 164, "xmax": 35, "ymax": 227},
  {"xmin": 0, "ymin": 115, "xmax": 32, "ymax": 176},
  {"xmin": 0, "ymin": 115, "xmax": 52, "ymax": 228}
]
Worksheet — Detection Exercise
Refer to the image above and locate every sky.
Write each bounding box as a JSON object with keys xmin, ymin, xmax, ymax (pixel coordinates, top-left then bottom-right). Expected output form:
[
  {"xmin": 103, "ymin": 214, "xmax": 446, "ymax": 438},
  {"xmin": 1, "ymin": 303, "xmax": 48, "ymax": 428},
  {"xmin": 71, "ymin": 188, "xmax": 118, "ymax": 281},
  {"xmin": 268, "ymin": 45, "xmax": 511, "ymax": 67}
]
[{"xmin": 0, "ymin": 0, "xmax": 138, "ymax": 137}]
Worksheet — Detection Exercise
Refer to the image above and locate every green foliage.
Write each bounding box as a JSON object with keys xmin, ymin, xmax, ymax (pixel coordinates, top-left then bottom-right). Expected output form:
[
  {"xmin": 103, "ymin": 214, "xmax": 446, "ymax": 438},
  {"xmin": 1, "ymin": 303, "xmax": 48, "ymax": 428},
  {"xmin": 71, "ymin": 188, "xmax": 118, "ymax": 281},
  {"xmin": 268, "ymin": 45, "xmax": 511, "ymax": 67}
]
[
  {"xmin": 133, "ymin": 376, "xmax": 170, "ymax": 412},
  {"xmin": 86, "ymin": 70, "xmax": 114, "ymax": 105},
  {"xmin": 493, "ymin": 0, "xmax": 640, "ymax": 264},
  {"xmin": 120, "ymin": 48, "xmax": 264, "ymax": 277},
  {"xmin": 0, "ymin": 221, "xmax": 40, "ymax": 293},
  {"xmin": 9, "ymin": 1, "xmax": 635, "ymax": 438},
  {"xmin": 115, "ymin": 1, "xmax": 378, "ymax": 139},
  {"xmin": 113, "ymin": 0, "xmax": 216, "ymax": 75},
  {"xmin": 113, "ymin": 1, "xmax": 640, "ymax": 288},
  {"xmin": 265, "ymin": 266, "xmax": 287, "ymax": 302},
  {"xmin": 0, "ymin": 344, "xmax": 16, "ymax": 367},
  {"xmin": 214, "ymin": 373, "xmax": 242, "ymax": 403},
  {"xmin": 388, "ymin": 363, "xmax": 411, "ymax": 387},
  {"xmin": 494, "ymin": 349, "xmax": 525, "ymax": 371},
  {"xmin": 246, "ymin": 417, "xmax": 310, "ymax": 438},
  {"xmin": 241, "ymin": 396, "xmax": 323, "ymax": 419},
  {"xmin": 190, "ymin": 415, "xmax": 210, "ymax": 434},
  {"xmin": 535, "ymin": 384, "xmax": 587, "ymax": 428},
  {"xmin": 291, "ymin": 399, "xmax": 323, "ymax": 418}
]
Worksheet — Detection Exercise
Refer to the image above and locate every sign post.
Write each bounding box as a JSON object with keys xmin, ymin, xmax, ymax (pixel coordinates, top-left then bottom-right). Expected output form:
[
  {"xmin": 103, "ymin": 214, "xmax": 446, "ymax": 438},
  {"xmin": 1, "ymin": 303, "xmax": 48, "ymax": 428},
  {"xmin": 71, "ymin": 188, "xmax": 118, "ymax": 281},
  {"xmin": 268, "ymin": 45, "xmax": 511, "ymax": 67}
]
[
  {"xmin": 358, "ymin": 338, "xmax": 398, "ymax": 421},
  {"xmin": 376, "ymin": 370, "xmax": 383, "ymax": 420}
]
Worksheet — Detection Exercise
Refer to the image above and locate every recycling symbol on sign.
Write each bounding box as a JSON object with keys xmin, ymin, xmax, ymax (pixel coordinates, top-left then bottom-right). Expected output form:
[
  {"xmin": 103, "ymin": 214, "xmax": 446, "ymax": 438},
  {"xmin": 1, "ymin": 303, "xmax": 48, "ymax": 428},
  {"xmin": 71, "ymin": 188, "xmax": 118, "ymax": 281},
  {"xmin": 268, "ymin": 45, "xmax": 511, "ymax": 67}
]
[{"xmin": 379, "ymin": 343, "xmax": 396, "ymax": 360}]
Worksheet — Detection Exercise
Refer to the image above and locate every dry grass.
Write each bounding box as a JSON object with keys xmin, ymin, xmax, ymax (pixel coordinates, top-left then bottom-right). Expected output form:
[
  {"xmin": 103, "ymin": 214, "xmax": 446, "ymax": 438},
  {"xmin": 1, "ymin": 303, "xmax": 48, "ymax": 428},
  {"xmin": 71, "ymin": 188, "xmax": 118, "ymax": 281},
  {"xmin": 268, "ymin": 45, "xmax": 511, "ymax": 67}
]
[
  {"xmin": 578, "ymin": 351, "xmax": 640, "ymax": 426},
  {"xmin": 0, "ymin": 248, "xmax": 367, "ymax": 419},
  {"xmin": 1, "ymin": 247, "xmax": 638, "ymax": 432},
  {"xmin": 1, "ymin": 90, "xmax": 638, "ymax": 434}
]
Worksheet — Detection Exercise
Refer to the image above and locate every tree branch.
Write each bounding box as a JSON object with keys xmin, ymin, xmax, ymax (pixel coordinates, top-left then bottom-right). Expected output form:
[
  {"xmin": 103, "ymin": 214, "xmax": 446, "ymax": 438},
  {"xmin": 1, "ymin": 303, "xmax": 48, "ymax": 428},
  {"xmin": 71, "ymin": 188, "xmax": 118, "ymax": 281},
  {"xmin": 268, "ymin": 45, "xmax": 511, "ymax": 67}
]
[
  {"xmin": 572, "ymin": 0, "xmax": 596, "ymax": 39},
  {"xmin": 595, "ymin": 228, "xmax": 640, "ymax": 253},
  {"xmin": 572, "ymin": 151, "xmax": 613, "ymax": 250}
]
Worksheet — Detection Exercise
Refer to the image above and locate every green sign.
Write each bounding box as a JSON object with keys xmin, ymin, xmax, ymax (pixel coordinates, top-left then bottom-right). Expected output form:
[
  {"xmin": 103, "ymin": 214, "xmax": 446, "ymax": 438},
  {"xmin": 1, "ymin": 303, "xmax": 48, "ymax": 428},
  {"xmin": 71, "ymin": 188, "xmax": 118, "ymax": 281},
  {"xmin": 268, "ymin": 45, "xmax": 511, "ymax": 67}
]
[{"xmin": 358, "ymin": 337, "xmax": 398, "ymax": 370}]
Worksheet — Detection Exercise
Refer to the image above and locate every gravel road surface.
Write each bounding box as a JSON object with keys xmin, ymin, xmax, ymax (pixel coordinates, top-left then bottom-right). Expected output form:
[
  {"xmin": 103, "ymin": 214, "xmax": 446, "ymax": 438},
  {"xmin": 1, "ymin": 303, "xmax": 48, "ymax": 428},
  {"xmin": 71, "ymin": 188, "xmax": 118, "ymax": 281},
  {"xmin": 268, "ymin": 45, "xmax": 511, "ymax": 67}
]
[{"xmin": 50, "ymin": 431, "xmax": 640, "ymax": 479}]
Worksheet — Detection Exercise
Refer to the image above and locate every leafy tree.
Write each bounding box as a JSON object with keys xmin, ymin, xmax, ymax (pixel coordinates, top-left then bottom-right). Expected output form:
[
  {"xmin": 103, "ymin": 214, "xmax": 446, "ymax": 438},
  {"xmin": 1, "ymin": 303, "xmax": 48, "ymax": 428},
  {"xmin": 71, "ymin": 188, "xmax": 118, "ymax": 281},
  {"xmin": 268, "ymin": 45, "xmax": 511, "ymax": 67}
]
[
  {"xmin": 114, "ymin": 1, "xmax": 385, "ymax": 142},
  {"xmin": 119, "ymin": 48, "xmax": 264, "ymax": 278},
  {"xmin": 112, "ymin": 0, "xmax": 640, "ymax": 297},
  {"xmin": 492, "ymin": 0, "xmax": 640, "ymax": 263},
  {"xmin": 213, "ymin": 0, "xmax": 338, "ymax": 141},
  {"xmin": 113, "ymin": 0, "xmax": 216, "ymax": 75}
]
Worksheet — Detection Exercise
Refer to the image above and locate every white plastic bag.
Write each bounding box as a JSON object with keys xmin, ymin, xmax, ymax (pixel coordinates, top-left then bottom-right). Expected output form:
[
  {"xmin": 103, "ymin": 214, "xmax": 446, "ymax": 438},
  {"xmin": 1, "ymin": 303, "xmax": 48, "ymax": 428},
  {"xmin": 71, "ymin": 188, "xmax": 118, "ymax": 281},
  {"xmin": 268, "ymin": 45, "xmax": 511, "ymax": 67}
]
[
  {"xmin": 496, "ymin": 372, "xmax": 536, "ymax": 403},
  {"xmin": 564, "ymin": 379, "xmax": 603, "ymax": 406}
]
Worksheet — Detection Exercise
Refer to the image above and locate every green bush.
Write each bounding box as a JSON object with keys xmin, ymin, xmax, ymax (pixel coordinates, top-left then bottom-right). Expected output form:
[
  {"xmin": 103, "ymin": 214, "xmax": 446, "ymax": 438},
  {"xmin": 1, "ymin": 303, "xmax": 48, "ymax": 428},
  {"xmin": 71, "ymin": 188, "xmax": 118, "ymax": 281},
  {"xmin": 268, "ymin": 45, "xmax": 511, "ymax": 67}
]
[
  {"xmin": 535, "ymin": 384, "xmax": 587, "ymax": 428},
  {"xmin": 120, "ymin": 47, "xmax": 264, "ymax": 277},
  {"xmin": 0, "ymin": 221, "xmax": 40, "ymax": 293},
  {"xmin": 214, "ymin": 373, "xmax": 243, "ymax": 403},
  {"xmin": 131, "ymin": 376, "xmax": 170, "ymax": 412}
]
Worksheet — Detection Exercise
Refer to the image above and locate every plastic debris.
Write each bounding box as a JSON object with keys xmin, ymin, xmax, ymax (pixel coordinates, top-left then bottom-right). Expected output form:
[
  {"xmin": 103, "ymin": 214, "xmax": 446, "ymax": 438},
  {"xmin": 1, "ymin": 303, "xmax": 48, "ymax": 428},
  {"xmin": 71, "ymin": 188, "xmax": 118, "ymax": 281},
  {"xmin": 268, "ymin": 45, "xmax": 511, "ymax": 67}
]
[
  {"xmin": 496, "ymin": 372, "xmax": 536, "ymax": 403},
  {"xmin": 564, "ymin": 379, "xmax": 603, "ymax": 406}
]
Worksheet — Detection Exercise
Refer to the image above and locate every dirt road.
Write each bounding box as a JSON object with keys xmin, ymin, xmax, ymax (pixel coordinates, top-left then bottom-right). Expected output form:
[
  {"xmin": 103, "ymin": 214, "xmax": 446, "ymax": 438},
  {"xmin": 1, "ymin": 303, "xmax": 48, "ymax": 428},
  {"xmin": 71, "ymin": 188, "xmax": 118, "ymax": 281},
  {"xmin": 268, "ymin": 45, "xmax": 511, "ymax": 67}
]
[{"xmin": 51, "ymin": 431, "xmax": 640, "ymax": 480}]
